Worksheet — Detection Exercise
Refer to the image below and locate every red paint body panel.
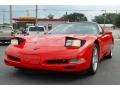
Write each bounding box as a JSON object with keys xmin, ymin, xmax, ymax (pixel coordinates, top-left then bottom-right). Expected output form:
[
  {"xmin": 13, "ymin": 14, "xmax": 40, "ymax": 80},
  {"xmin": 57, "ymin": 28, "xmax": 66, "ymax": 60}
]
[{"xmin": 4, "ymin": 32, "xmax": 113, "ymax": 72}]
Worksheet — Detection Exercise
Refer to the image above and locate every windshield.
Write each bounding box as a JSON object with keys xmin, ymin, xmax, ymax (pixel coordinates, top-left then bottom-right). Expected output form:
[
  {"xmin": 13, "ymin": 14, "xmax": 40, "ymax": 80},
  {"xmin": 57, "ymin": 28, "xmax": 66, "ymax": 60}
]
[
  {"xmin": 48, "ymin": 23, "xmax": 99, "ymax": 35},
  {"xmin": 29, "ymin": 27, "xmax": 44, "ymax": 31}
]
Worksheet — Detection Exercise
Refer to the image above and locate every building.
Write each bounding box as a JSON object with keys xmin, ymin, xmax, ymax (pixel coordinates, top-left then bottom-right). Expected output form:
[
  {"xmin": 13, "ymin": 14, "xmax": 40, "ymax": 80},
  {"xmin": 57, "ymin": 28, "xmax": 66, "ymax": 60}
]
[{"xmin": 13, "ymin": 17, "xmax": 66, "ymax": 30}]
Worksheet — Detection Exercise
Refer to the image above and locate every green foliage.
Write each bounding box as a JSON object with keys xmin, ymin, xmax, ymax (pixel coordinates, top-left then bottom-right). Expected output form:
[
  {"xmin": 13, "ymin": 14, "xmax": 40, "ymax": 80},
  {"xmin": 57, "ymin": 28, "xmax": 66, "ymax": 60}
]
[
  {"xmin": 114, "ymin": 14, "xmax": 120, "ymax": 28},
  {"xmin": 93, "ymin": 13, "xmax": 120, "ymax": 28},
  {"xmin": 47, "ymin": 14, "xmax": 54, "ymax": 19},
  {"xmin": 93, "ymin": 13, "xmax": 117, "ymax": 24},
  {"xmin": 61, "ymin": 12, "xmax": 87, "ymax": 22}
]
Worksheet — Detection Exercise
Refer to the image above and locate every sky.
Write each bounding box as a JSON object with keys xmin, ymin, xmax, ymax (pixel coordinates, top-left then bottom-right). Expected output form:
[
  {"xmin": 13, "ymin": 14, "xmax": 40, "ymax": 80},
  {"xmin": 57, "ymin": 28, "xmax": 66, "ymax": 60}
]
[{"xmin": 1, "ymin": 5, "xmax": 120, "ymax": 24}]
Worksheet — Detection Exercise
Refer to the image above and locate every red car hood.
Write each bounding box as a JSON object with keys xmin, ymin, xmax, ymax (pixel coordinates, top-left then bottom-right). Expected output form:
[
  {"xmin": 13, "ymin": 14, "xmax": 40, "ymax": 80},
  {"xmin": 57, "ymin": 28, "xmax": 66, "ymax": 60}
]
[
  {"xmin": 24, "ymin": 34, "xmax": 97, "ymax": 47},
  {"xmin": 8, "ymin": 34, "xmax": 97, "ymax": 59}
]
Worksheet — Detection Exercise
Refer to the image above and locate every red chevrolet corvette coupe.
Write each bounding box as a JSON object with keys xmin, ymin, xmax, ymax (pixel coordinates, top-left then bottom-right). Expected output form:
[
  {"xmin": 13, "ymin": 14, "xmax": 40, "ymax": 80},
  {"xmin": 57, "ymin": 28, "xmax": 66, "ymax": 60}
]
[{"xmin": 4, "ymin": 22, "xmax": 114, "ymax": 74}]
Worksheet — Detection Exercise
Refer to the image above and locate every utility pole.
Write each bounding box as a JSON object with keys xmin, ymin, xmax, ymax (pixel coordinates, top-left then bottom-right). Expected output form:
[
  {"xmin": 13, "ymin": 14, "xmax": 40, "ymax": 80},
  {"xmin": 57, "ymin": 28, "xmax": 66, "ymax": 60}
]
[
  {"xmin": 35, "ymin": 5, "xmax": 38, "ymax": 26},
  {"xmin": 9, "ymin": 5, "xmax": 12, "ymax": 27},
  {"xmin": 2, "ymin": 9, "xmax": 5, "ymax": 24},
  {"xmin": 66, "ymin": 11, "xmax": 67, "ymax": 22},
  {"xmin": 102, "ymin": 10, "xmax": 106, "ymax": 28},
  {"xmin": 104, "ymin": 10, "xmax": 107, "ymax": 28},
  {"xmin": 65, "ymin": 11, "xmax": 69, "ymax": 23}
]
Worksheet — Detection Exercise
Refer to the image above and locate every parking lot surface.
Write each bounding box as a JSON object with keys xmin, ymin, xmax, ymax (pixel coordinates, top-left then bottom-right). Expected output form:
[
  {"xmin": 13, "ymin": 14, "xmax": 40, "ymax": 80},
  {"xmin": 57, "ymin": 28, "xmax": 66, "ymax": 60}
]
[{"xmin": 0, "ymin": 40, "xmax": 120, "ymax": 85}]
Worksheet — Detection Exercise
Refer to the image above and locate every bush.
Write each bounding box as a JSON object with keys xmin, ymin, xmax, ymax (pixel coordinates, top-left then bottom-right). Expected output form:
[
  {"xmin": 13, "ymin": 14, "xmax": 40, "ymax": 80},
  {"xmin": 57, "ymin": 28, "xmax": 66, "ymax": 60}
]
[{"xmin": 114, "ymin": 14, "xmax": 120, "ymax": 28}]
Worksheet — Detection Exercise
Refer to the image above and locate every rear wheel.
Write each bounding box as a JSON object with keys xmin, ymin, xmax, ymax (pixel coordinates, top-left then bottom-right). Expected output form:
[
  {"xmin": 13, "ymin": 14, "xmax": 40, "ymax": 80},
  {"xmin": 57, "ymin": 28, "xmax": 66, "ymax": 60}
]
[{"xmin": 88, "ymin": 44, "xmax": 99, "ymax": 75}]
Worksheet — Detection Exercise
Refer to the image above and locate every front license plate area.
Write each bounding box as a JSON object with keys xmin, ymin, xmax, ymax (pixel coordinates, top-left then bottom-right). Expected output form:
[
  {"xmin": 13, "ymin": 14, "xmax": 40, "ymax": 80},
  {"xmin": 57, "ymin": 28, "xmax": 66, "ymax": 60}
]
[{"xmin": 23, "ymin": 55, "xmax": 40, "ymax": 65}]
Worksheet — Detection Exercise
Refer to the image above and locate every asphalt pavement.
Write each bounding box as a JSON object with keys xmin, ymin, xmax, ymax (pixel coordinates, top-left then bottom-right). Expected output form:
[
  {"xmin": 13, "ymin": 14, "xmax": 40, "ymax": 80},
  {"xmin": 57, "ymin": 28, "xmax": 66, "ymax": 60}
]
[{"xmin": 0, "ymin": 40, "xmax": 120, "ymax": 85}]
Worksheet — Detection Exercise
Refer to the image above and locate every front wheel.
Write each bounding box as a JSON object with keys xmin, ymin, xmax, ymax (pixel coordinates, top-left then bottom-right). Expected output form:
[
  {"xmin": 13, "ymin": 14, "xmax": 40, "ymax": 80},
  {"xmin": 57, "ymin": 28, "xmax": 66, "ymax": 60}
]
[
  {"xmin": 88, "ymin": 44, "xmax": 99, "ymax": 75},
  {"xmin": 106, "ymin": 44, "xmax": 113, "ymax": 58}
]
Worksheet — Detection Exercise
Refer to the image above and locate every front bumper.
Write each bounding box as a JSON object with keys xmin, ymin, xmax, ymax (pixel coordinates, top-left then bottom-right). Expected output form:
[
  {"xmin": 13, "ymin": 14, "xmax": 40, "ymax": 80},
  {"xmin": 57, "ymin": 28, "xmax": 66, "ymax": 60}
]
[
  {"xmin": 4, "ymin": 53, "xmax": 92, "ymax": 72},
  {"xmin": 4, "ymin": 57, "xmax": 88, "ymax": 72},
  {"xmin": 4, "ymin": 44, "xmax": 93, "ymax": 72}
]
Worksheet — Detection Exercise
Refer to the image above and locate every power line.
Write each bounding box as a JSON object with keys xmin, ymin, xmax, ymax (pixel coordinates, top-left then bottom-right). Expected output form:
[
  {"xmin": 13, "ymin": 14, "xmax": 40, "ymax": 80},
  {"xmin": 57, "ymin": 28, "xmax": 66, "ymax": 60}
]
[{"xmin": 1, "ymin": 9, "xmax": 120, "ymax": 12}]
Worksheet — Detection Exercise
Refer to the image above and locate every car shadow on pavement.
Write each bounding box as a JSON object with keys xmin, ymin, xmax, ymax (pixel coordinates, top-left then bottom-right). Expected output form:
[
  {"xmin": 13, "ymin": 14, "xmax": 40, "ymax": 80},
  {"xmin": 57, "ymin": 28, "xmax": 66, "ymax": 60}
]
[
  {"xmin": 2, "ymin": 51, "xmax": 111, "ymax": 85},
  {"xmin": 7, "ymin": 57, "xmax": 111, "ymax": 85},
  {"xmin": 11, "ymin": 68, "xmax": 93, "ymax": 85}
]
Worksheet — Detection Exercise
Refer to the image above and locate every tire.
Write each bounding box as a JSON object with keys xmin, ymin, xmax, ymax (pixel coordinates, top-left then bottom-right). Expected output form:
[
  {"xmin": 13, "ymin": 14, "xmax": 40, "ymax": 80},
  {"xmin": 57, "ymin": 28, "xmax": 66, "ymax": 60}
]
[
  {"xmin": 106, "ymin": 44, "xmax": 113, "ymax": 58},
  {"xmin": 88, "ymin": 44, "xmax": 99, "ymax": 75}
]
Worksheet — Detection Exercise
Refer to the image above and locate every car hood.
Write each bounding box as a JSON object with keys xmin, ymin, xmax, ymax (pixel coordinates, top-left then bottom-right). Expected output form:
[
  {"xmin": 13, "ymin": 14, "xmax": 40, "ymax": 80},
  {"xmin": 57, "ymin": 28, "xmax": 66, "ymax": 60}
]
[
  {"xmin": 24, "ymin": 34, "xmax": 97, "ymax": 47},
  {"xmin": 0, "ymin": 29, "xmax": 12, "ymax": 36},
  {"xmin": 8, "ymin": 34, "xmax": 97, "ymax": 59}
]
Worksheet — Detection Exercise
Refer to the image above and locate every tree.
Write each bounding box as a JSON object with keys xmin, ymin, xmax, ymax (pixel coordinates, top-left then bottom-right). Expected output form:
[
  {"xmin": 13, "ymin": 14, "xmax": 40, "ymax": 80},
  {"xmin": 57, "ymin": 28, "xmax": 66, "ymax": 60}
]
[
  {"xmin": 61, "ymin": 12, "xmax": 87, "ymax": 22},
  {"xmin": 92, "ymin": 15, "xmax": 104, "ymax": 24},
  {"xmin": 47, "ymin": 14, "xmax": 54, "ymax": 19},
  {"xmin": 93, "ymin": 13, "xmax": 116, "ymax": 24},
  {"xmin": 114, "ymin": 14, "xmax": 120, "ymax": 28}
]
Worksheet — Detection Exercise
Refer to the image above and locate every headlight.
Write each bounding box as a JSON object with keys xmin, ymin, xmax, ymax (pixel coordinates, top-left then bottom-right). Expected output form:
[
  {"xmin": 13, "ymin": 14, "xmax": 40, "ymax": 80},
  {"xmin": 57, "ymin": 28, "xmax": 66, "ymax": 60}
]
[
  {"xmin": 11, "ymin": 39, "xmax": 19, "ymax": 45},
  {"xmin": 66, "ymin": 39, "xmax": 81, "ymax": 47},
  {"xmin": 65, "ymin": 37, "xmax": 81, "ymax": 47},
  {"xmin": 10, "ymin": 37, "xmax": 25, "ymax": 45}
]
